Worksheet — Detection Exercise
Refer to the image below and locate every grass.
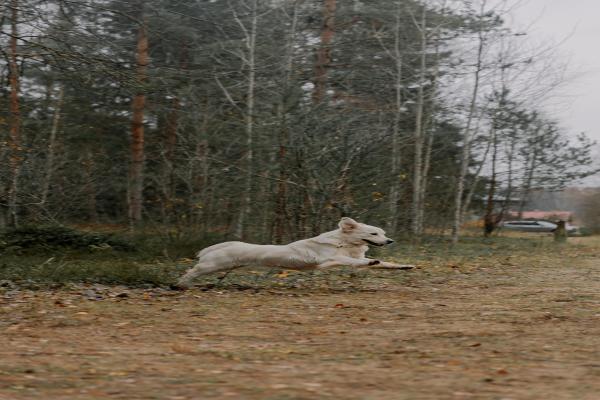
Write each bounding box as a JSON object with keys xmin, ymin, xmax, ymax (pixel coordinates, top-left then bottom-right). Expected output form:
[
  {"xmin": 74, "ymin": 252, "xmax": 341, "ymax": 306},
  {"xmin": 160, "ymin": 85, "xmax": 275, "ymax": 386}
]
[{"xmin": 0, "ymin": 226, "xmax": 569, "ymax": 289}]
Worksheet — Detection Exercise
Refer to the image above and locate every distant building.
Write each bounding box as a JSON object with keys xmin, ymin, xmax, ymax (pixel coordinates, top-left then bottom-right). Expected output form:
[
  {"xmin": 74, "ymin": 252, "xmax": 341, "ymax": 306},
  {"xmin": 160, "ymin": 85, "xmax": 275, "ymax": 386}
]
[{"xmin": 507, "ymin": 210, "xmax": 573, "ymax": 222}]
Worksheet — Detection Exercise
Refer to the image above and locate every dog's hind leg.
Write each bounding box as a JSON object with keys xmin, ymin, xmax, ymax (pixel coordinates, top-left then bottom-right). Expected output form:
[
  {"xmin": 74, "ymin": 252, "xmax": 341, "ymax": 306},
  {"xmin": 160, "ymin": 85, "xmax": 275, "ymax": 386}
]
[
  {"xmin": 216, "ymin": 268, "xmax": 236, "ymax": 286},
  {"xmin": 176, "ymin": 261, "xmax": 234, "ymax": 288}
]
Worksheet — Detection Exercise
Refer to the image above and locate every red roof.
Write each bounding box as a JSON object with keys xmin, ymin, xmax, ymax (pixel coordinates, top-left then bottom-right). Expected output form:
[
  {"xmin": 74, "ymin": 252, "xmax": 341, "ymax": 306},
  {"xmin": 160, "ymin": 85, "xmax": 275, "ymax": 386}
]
[{"xmin": 508, "ymin": 211, "xmax": 572, "ymax": 221}]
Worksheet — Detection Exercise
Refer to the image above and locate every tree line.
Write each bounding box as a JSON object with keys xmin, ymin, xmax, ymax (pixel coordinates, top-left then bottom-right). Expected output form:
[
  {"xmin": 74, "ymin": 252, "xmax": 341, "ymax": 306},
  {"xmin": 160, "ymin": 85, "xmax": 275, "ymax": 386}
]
[{"xmin": 0, "ymin": 0, "xmax": 596, "ymax": 242}]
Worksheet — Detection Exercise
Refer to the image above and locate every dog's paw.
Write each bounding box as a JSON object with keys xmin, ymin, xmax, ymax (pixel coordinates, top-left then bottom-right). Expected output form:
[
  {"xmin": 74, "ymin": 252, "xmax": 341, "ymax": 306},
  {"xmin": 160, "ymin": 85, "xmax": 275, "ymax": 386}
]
[{"xmin": 368, "ymin": 260, "xmax": 380, "ymax": 266}]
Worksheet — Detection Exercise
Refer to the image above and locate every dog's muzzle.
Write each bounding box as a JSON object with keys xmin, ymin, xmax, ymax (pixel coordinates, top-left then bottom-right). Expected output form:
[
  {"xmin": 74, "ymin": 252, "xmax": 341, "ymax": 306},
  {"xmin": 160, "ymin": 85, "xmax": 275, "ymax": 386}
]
[{"xmin": 363, "ymin": 239, "xmax": 394, "ymax": 246}]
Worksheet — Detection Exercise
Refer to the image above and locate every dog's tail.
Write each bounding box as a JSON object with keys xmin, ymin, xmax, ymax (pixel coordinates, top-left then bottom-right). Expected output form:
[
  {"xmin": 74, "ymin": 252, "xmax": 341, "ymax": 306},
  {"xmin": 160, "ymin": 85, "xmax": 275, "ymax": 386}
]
[{"xmin": 196, "ymin": 241, "xmax": 242, "ymax": 259}]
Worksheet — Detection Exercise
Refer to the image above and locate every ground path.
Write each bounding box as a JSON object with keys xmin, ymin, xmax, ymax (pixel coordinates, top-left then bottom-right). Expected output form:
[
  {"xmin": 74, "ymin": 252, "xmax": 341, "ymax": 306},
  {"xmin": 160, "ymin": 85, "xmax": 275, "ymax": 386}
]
[{"xmin": 1, "ymin": 240, "xmax": 599, "ymax": 399}]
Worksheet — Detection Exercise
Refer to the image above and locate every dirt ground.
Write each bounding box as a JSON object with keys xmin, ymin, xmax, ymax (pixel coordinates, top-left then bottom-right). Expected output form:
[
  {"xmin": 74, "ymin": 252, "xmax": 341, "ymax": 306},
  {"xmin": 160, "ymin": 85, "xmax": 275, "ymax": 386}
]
[{"xmin": 1, "ymin": 238, "xmax": 599, "ymax": 400}]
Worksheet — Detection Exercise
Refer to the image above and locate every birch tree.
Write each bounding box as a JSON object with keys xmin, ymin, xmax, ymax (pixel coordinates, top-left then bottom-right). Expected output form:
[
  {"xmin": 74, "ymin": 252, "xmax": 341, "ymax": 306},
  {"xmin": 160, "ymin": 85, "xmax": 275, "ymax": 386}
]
[
  {"xmin": 451, "ymin": 1, "xmax": 488, "ymax": 244},
  {"xmin": 410, "ymin": 4, "xmax": 427, "ymax": 237},
  {"xmin": 7, "ymin": 0, "xmax": 22, "ymax": 228},
  {"xmin": 40, "ymin": 85, "xmax": 65, "ymax": 207},
  {"xmin": 383, "ymin": 1, "xmax": 406, "ymax": 233},
  {"xmin": 273, "ymin": 0, "xmax": 301, "ymax": 243},
  {"xmin": 234, "ymin": 0, "xmax": 259, "ymax": 239}
]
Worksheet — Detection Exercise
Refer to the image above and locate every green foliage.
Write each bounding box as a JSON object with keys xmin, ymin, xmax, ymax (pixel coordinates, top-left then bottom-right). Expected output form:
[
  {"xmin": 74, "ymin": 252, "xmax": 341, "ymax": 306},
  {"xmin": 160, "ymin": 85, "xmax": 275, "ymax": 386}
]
[
  {"xmin": 0, "ymin": 254, "xmax": 180, "ymax": 287},
  {"xmin": 127, "ymin": 230, "xmax": 224, "ymax": 259},
  {"xmin": 0, "ymin": 229, "xmax": 225, "ymax": 287},
  {"xmin": 0, "ymin": 226, "xmax": 135, "ymax": 252}
]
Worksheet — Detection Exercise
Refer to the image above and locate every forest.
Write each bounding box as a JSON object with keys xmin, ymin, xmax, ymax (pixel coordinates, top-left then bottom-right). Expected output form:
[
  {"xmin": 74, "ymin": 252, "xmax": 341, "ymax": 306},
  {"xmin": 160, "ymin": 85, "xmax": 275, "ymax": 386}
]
[{"xmin": 0, "ymin": 0, "xmax": 597, "ymax": 242}]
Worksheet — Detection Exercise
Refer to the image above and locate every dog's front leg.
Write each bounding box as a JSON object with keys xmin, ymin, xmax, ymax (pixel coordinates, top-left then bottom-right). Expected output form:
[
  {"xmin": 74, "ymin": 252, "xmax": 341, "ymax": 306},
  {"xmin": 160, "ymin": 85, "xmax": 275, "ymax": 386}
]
[
  {"xmin": 316, "ymin": 256, "xmax": 379, "ymax": 269},
  {"xmin": 372, "ymin": 261, "xmax": 415, "ymax": 270}
]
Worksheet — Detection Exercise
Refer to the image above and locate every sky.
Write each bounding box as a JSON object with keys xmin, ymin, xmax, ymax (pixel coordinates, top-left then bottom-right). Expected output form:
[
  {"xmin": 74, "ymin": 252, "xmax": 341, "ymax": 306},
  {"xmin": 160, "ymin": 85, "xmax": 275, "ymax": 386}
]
[{"xmin": 508, "ymin": 0, "xmax": 600, "ymax": 184}]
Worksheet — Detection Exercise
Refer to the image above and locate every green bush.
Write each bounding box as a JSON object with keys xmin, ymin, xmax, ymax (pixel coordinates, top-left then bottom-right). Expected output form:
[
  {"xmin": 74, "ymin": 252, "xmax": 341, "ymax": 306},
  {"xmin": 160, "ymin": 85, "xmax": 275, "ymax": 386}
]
[
  {"xmin": 0, "ymin": 226, "xmax": 135, "ymax": 252},
  {"xmin": 0, "ymin": 255, "xmax": 183, "ymax": 287}
]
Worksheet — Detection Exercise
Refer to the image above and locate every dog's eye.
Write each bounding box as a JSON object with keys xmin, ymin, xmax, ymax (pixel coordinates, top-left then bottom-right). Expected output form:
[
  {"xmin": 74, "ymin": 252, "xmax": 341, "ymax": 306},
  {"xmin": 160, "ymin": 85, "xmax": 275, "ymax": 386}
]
[{"xmin": 370, "ymin": 233, "xmax": 378, "ymax": 236}]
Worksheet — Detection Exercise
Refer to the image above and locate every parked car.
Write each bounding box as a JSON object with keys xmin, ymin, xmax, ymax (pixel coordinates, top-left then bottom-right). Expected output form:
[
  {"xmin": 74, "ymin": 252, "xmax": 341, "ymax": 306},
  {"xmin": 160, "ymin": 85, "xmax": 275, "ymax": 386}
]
[
  {"xmin": 500, "ymin": 220, "xmax": 579, "ymax": 234},
  {"xmin": 500, "ymin": 220, "xmax": 558, "ymax": 232}
]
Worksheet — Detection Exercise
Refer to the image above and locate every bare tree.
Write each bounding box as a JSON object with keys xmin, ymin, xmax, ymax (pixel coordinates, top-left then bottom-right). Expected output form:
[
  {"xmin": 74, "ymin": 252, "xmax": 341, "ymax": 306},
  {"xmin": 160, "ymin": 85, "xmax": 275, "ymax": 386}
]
[
  {"xmin": 234, "ymin": 0, "xmax": 259, "ymax": 239},
  {"xmin": 128, "ymin": 9, "xmax": 148, "ymax": 227},
  {"xmin": 274, "ymin": 0, "xmax": 300, "ymax": 243},
  {"xmin": 313, "ymin": 0, "xmax": 336, "ymax": 104},
  {"xmin": 40, "ymin": 84, "xmax": 65, "ymax": 207},
  {"xmin": 410, "ymin": 4, "xmax": 427, "ymax": 237},
  {"xmin": 386, "ymin": 1, "xmax": 405, "ymax": 234},
  {"xmin": 7, "ymin": 0, "xmax": 22, "ymax": 228},
  {"xmin": 451, "ymin": 1, "xmax": 487, "ymax": 244}
]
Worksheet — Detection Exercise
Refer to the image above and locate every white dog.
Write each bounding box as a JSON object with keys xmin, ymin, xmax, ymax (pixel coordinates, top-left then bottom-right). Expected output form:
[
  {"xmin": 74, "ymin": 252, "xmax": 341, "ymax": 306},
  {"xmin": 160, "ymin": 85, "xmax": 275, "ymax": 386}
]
[{"xmin": 176, "ymin": 217, "xmax": 408, "ymax": 288}]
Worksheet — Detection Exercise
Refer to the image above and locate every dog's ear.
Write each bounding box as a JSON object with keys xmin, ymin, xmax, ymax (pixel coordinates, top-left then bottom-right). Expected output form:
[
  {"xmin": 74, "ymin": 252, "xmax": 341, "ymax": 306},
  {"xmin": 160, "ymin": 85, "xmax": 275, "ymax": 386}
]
[{"xmin": 339, "ymin": 217, "xmax": 358, "ymax": 232}]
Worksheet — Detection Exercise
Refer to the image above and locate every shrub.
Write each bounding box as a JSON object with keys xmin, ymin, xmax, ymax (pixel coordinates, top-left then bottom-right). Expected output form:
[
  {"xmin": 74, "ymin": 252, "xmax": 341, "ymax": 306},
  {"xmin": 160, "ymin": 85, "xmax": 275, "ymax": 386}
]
[{"xmin": 0, "ymin": 226, "xmax": 135, "ymax": 252}]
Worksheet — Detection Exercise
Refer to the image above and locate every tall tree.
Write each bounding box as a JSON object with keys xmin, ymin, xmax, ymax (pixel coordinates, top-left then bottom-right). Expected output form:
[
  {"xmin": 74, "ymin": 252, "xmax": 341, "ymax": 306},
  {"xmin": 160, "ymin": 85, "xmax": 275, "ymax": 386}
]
[
  {"xmin": 234, "ymin": 0, "xmax": 259, "ymax": 239},
  {"xmin": 313, "ymin": 0, "xmax": 336, "ymax": 104},
  {"xmin": 385, "ymin": 1, "xmax": 406, "ymax": 234},
  {"xmin": 451, "ymin": 1, "xmax": 488, "ymax": 244},
  {"xmin": 40, "ymin": 84, "xmax": 65, "ymax": 207},
  {"xmin": 410, "ymin": 4, "xmax": 427, "ymax": 237},
  {"xmin": 7, "ymin": 0, "xmax": 22, "ymax": 228},
  {"xmin": 128, "ymin": 8, "xmax": 148, "ymax": 227}
]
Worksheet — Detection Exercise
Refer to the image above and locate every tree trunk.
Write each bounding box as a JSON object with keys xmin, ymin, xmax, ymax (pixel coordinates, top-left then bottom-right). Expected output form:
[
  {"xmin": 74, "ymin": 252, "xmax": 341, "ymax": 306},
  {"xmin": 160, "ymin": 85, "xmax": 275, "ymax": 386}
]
[
  {"xmin": 313, "ymin": 0, "xmax": 336, "ymax": 104},
  {"xmin": 451, "ymin": 3, "xmax": 486, "ymax": 244},
  {"xmin": 83, "ymin": 149, "xmax": 98, "ymax": 223},
  {"xmin": 518, "ymin": 125, "xmax": 541, "ymax": 218},
  {"xmin": 7, "ymin": 0, "xmax": 22, "ymax": 228},
  {"xmin": 387, "ymin": 4, "xmax": 404, "ymax": 234},
  {"xmin": 196, "ymin": 140, "xmax": 211, "ymax": 228},
  {"xmin": 411, "ymin": 5, "xmax": 427, "ymax": 238},
  {"xmin": 128, "ymin": 12, "xmax": 148, "ymax": 227},
  {"xmin": 553, "ymin": 220, "xmax": 567, "ymax": 242},
  {"xmin": 461, "ymin": 115, "xmax": 490, "ymax": 220},
  {"xmin": 235, "ymin": 0, "xmax": 258, "ymax": 239},
  {"xmin": 40, "ymin": 85, "xmax": 65, "ymax": 207},
  {"xmin": 417, "ymin": 123, "xmax": 434, "ymax": 234},
  {"xmin": 162, "ymin": 44, "xmax": 188, "ymax": 222},
  {"xmin": 499, "ymin": 132, "xmax": 518, "ymax": 220},
  {"xmin": 274, "ymin": 139, "xmax": 288, "ymax": 243},
  {"xmin": 483, "ymin": 125, "xmax": 498, "ymax": 237},
  {"xmin": 274, "ymin": 0, "xmax": 299, "ymax": 244},
  {"xmin": 164, "ymin": 96, "xmax": 180, "ymax": 200}
]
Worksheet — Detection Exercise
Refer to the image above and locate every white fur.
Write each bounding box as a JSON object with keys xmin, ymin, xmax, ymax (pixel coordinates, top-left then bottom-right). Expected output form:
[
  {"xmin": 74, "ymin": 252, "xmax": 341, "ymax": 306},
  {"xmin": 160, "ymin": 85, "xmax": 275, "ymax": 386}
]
[{"xmin": 177, "ymin": 217, "xmax": 403, "ymax": 287}]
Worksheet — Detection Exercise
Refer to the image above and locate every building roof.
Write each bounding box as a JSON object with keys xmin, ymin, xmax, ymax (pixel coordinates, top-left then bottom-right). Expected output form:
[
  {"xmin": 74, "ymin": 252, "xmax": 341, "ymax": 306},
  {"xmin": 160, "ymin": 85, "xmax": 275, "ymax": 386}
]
[{"xmin": 508, "ymin": 210, "xmax": 573, "ymax": 221}]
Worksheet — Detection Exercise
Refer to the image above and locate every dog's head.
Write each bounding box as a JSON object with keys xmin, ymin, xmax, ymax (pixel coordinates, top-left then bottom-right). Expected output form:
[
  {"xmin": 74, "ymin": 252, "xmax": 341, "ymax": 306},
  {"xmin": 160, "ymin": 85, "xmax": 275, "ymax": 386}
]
[{"xmin": 338, "ymin": 217, "xmax": 394, "ymax": 247}]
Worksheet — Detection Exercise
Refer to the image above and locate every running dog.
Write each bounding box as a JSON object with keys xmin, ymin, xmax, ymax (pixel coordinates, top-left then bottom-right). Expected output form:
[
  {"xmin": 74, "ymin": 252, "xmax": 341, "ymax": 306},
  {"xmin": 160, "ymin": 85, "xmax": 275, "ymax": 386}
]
[{"xmin": 176, "ymin": 217, "xmax": 408, "ymax": 288}]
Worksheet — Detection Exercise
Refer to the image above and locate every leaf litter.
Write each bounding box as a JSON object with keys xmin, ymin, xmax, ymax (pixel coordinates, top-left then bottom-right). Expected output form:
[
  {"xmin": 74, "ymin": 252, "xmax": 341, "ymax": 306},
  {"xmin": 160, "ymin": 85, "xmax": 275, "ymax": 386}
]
[{"xmin": 1, "ymin": 237, "xmax": 599, "ymax": 399}]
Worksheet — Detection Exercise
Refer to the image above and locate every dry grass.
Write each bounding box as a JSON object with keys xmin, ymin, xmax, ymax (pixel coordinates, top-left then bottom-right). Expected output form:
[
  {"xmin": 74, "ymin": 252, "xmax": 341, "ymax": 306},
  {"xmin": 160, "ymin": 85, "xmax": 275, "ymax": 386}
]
[{"xmin": 1, "ymin": 236, "xmax": 599, "ymax": 399}]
